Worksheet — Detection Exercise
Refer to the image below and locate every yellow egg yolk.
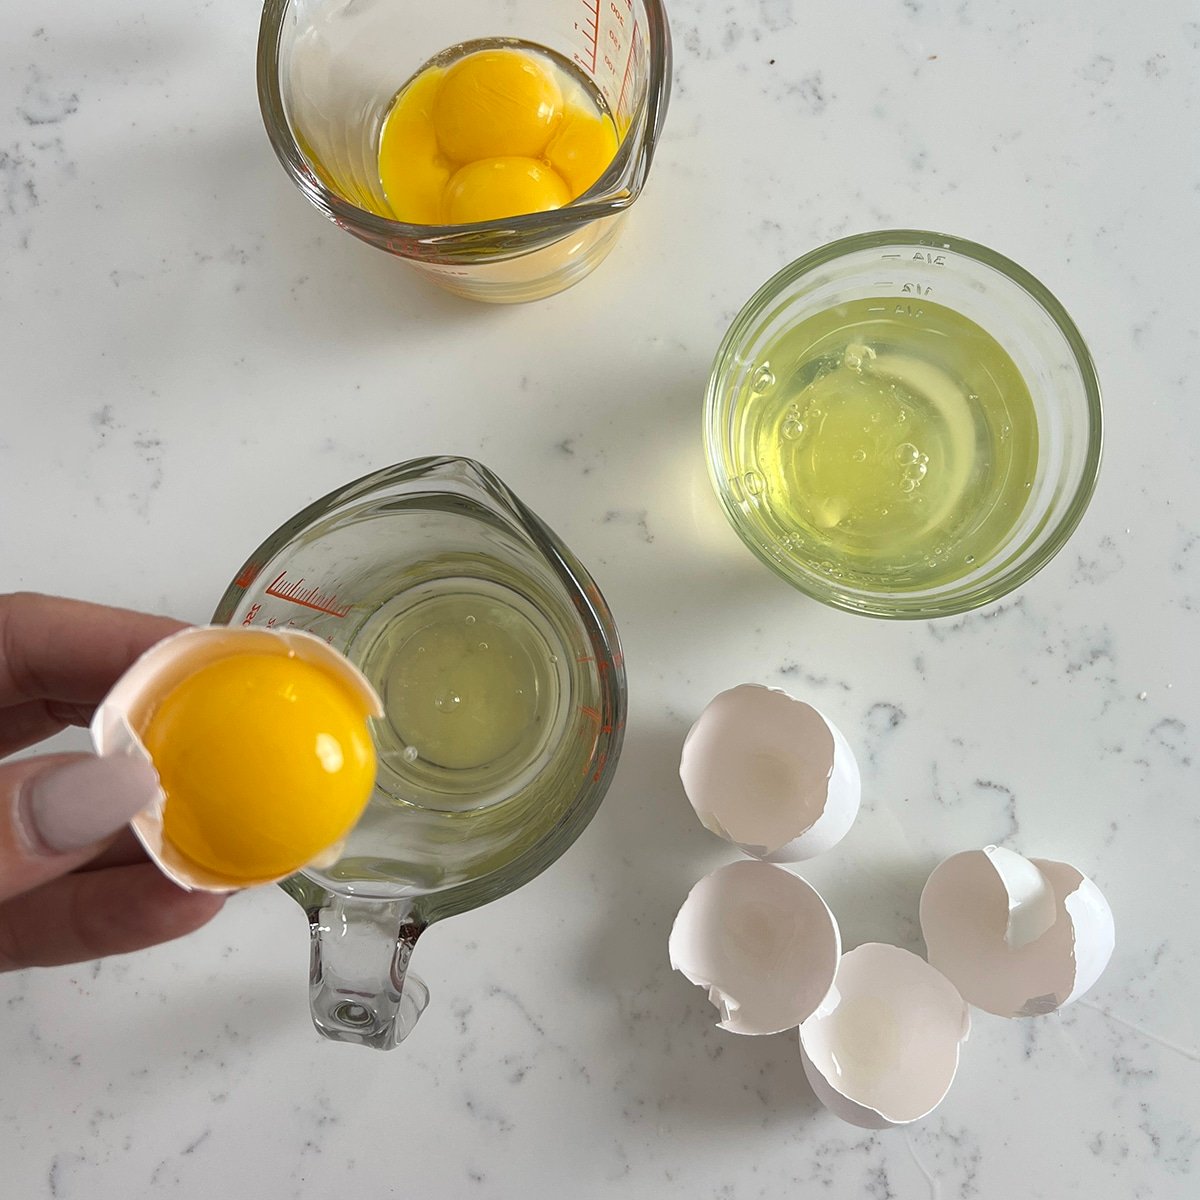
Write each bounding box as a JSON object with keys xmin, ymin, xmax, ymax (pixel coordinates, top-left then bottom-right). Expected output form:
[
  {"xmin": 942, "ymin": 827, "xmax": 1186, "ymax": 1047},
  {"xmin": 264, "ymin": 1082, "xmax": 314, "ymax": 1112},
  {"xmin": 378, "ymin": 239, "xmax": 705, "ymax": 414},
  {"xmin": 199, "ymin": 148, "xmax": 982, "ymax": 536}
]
[
  {"xmin": 544, "ymin": 104, "xmax": 619, "ymax": 197},
  {"xmin": 433, "ymin": 49, "xmax": 561, "ymax": 163},
  {"xmin": 377, "ymin": 66, "xmax": 452, "ymax": 226},
  {"xmin": 377, "ymin": 46, "xmax": 620, "ymax": 225},
  {"xmin": 444, "ymin": 157, "xmax": 570, "ymax": 224},
  {"xmin": 141, "ymin": 653, "xmax": 376, "ymax": 883}
]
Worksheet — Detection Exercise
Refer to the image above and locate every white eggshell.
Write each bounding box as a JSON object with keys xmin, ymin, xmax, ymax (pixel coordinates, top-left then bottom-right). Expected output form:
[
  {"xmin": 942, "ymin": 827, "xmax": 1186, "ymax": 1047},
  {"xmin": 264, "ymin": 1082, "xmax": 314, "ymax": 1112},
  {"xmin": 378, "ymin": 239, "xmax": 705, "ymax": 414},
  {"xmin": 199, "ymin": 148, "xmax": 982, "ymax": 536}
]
[
  {"xmin": 668, "ymin": 860, "xmax": 841, "ymax": 1035},
  {"xmin": 90, "ymin": 625, "xmax": 383, "ymax": 893},
  {"xmin": 679, "ymin": 684, "xmax": 861, "ymax": 862},
  {"xmin": 982, "ymin": 844, "xmax": 1058, "ymax": 950},
  {"xmin": 919, "ymin": 847, "xmax": 1116, "ymax": 1018},
  {"xmin": 799, "ymin": 943, "xmax": 971, "ymax": 1128}
]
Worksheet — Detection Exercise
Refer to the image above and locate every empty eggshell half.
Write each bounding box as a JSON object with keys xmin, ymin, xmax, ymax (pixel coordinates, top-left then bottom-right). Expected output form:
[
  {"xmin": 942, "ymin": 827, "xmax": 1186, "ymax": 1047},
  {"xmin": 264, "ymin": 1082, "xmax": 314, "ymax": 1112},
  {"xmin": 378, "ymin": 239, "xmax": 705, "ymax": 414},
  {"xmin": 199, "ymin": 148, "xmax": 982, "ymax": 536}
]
[
  {"xmin": 679, "ymin": 684, "xmax": 861, "ymax": 862},
  {"xmin": 90, "ymin": 625, "xmax": 383, "ymax": 892},
  {"xmin": 919, "ymin": 846, "xmax": 1116, "ymax": 1018},
  {"xmin": 669, "ymin": 860, "xmax": 841, "ymax": 1035},
  {"xmin": 799, "ymin": 943, "xmax": 971, "ymax": 1129}
]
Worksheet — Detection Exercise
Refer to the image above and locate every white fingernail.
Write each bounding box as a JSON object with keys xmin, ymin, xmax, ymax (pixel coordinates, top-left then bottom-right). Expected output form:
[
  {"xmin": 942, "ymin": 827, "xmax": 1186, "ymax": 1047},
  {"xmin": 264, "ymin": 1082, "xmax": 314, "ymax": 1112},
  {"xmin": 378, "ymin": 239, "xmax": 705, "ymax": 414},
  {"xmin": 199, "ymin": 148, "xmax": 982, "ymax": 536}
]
[{"xmin": 18, "ymin": 756, "xmax": 160, "ymax": 855}]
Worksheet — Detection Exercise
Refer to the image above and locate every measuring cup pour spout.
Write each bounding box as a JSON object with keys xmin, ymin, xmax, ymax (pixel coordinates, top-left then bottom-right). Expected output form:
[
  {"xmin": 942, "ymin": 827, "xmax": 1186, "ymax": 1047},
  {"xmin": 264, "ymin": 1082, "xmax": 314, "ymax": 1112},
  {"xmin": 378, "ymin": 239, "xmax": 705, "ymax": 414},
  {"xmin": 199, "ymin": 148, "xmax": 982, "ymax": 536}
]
[{"xmin": 289, "ymin": 878, "xmax": 431, "ymax": 1049}]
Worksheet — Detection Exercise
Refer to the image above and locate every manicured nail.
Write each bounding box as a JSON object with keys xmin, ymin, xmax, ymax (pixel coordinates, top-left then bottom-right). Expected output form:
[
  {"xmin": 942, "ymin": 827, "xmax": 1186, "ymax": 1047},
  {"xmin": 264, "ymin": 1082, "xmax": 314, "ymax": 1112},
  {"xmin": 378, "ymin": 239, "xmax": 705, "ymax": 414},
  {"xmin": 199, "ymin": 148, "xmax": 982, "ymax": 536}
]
[{"xmin": 18, "ymin": 756, "xmax": 160, "ymax": 855}]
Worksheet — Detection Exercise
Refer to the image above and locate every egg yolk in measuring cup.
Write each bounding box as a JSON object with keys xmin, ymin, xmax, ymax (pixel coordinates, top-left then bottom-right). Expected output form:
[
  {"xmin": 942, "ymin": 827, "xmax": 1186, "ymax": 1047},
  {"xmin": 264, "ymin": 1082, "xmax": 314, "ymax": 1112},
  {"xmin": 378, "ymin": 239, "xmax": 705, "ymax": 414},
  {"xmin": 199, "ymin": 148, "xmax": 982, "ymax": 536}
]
[
  {"xmin": 140, "ymin": 654, "xmax": 376, "ymax": 883},
  {"xmin": 377, "ymin": 46, "xmax": 620, "ymax": 225}
]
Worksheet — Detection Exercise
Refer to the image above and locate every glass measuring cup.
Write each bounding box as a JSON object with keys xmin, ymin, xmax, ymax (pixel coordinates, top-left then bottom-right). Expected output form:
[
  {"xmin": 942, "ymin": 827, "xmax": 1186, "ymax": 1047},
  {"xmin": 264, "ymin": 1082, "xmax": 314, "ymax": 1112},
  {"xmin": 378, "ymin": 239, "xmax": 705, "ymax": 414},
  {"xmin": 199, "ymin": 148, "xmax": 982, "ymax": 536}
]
[
  {"xmin": 705, "ymin": 230, "xmax": 1103, "ymax": 619},
  {"xmin": 212, "ymin": 458, "xmax": 626, "ymax": 1048},
  {"xmin": 257, "ymin": 0, "xmax": 672, "ymax": 303}
]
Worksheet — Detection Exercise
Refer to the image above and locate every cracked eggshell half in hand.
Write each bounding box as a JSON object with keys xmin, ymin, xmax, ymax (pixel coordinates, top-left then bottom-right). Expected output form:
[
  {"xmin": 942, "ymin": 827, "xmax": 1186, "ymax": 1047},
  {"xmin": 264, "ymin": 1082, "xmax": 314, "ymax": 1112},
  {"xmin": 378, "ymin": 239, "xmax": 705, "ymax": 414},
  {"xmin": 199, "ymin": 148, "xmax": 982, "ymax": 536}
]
[
  {"xmin": 919, "ymin": 846, "xmax": 1115, "ymax": 1018},
  {"xmin": 679, "ymin": 684, "xmax": 861, "ymax": 862},
  {"xmin": 90, "ymin": 625, "xmax": 383, "ymax": 893},
  {"xmin": 799, "ymin": 943, "xmax": 971, "ymax": 1129},
  {"xmin": 668, "ymin": 860, "xmax": 841, "ymax": 1035}
]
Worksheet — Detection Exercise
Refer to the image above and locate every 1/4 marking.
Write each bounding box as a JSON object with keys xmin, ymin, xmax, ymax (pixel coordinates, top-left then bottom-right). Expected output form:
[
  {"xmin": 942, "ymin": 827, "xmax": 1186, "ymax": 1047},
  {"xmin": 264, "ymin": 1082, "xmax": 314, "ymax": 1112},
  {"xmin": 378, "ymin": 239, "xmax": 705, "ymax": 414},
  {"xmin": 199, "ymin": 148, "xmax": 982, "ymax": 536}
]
[{"xmin": 264, "ymin": 571, "xmax": 352, "ymax": 618}]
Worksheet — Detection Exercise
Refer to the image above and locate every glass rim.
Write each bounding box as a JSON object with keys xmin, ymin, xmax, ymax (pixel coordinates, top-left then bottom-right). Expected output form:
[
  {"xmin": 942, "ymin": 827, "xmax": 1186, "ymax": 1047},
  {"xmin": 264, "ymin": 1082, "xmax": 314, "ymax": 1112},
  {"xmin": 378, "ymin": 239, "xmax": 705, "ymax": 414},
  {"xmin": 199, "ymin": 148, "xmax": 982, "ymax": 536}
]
[
  {"xmin": 703, "ymin": 229, "xmax": 1105, "ymax": 620},
  {"xmin": 212, "ymin": 456, "xmax": 627, "ymax": 920},
  {"xmin": 255, "ymin": 0, "xmax": 673, "ymax": 260}
]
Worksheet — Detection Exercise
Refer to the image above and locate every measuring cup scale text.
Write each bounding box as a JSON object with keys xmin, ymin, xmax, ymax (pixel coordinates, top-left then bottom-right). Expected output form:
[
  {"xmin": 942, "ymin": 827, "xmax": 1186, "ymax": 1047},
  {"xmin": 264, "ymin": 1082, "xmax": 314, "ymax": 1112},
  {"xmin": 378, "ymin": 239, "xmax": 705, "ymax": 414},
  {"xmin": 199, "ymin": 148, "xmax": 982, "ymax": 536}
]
[{"xmin": 214, "ymin": 458, "xmax": 626, "ymax": 1049}]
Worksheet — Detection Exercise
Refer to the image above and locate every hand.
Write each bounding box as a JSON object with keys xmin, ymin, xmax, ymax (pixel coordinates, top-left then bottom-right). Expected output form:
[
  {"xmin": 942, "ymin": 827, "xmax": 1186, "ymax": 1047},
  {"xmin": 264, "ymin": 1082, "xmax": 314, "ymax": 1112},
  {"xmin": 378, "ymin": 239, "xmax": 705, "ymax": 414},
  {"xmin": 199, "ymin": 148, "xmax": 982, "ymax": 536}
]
[{"xmin": 0, "ymin": 593, "xmax": 225, "ymax": 971}]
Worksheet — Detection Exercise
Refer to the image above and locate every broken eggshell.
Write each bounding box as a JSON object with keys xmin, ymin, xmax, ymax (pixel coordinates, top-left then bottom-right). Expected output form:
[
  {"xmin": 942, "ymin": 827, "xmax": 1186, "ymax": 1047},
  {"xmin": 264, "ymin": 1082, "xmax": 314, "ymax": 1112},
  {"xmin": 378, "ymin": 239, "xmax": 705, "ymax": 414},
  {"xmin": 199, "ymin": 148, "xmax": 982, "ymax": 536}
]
[
  {"xmin": 799, "ymin": 943, "xmax": 971, "ymax": 1129},
  {"xmin": 89, "ymin": 625, "xmax": 383, "ymax": 893},
  {"xmin": 669, "ymin": 860, "xmax": 841, "ymax": 1035},
  {"xmin": 679, "ymin": 684, "xmax": 861, "ymax": 862},
  {"xmin": 919, "ymin": 846, "xmax": 1115, "ymax": 1018}
]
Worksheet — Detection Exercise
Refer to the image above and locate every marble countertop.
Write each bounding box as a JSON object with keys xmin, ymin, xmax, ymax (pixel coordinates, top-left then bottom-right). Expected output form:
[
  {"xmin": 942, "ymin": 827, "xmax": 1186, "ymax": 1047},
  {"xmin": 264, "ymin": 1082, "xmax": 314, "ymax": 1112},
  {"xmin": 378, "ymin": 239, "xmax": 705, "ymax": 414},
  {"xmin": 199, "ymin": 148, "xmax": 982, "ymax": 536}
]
[{"xmin": 3, "ymin": 0, "xmax": 1197, "ymax": 1195}]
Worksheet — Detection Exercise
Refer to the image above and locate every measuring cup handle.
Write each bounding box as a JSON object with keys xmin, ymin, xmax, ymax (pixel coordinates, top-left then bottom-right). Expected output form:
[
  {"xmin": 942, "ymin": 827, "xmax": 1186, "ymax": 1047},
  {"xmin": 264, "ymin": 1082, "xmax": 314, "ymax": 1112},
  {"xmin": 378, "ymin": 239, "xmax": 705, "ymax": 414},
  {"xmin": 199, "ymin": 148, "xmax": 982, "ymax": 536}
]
[{"xmin": 301, "ymin": 890, "xmax": 429, "ymax": 1050}]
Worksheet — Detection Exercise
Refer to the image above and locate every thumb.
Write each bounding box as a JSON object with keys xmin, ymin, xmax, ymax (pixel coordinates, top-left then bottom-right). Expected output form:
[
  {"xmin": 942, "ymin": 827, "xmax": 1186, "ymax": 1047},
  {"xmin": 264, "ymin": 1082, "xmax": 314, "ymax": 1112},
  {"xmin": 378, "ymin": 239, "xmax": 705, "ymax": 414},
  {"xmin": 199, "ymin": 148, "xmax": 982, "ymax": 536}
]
[{"xmin": 1, "ymin": 753, "xmax": 161, "ymax": 904}]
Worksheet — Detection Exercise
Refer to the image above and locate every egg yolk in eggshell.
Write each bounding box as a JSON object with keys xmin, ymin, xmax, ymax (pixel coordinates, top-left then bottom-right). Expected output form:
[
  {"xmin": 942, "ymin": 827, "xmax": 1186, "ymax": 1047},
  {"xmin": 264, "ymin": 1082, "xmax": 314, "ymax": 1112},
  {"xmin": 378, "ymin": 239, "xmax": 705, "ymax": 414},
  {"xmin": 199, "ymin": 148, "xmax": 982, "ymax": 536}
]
[
  {"xmin": 378, "ymin": 47, "xmax": 619, "ymax": 225},
  {"xmin": 141, "ymin": 653, "xmax": 376, "ymax": 883}
]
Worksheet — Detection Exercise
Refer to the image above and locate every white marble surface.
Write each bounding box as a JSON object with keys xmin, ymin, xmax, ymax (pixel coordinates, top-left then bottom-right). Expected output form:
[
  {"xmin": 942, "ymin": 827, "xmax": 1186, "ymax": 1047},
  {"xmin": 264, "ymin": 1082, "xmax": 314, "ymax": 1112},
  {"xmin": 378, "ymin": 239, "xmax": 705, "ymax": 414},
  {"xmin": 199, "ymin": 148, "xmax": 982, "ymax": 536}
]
[{"xmin": 2, "ymin": 0, "xmax": 1198, "ymax": 1195}]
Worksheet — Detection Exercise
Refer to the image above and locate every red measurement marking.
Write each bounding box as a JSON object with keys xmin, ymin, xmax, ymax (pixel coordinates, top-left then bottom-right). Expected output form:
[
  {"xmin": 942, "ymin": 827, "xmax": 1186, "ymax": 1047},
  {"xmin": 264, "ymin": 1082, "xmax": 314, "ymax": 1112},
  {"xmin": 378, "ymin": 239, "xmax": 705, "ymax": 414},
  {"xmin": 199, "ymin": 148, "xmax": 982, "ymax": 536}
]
[
  {"xmin": 588, "ymin": 0, "xmax": 600, "ymax": 71},
  {"xmin": 578, "ymin": 706, "xmax": 614, "ymax": 736},
  {"xmin": 233, "ymin": 562, "xmax": 260, "ymax": 589},
  {"xmin": 264, "ymin": 571, "xmax": 352, "ymax": 618},
  {"xmin": 615, "ymin": 22, "xmax": 640, "ymax": 118}
]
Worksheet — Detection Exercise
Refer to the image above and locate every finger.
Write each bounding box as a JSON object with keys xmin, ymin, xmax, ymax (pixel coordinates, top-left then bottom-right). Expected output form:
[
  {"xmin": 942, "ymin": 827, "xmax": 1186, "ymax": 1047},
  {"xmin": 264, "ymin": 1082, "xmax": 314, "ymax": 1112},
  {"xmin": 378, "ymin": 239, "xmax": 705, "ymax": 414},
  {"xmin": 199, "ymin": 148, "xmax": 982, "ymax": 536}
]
[
  {"xmin": 1, "ymin": 752, "xmax": 160, "ymax": 903},
  {"xmin": 0, "ymin": 592, "xmax": 186, "ymax": 708},
  {"xmin": 77, "ymin": 827, "xmax": 148, "ymax": 872},
  {"xmin": 0, "ymin": 862, "xmax": 226, "ymax": 971},
  {"xmin": 0, "ymin": 697, "xmax": 94, "ymax": 758}
]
